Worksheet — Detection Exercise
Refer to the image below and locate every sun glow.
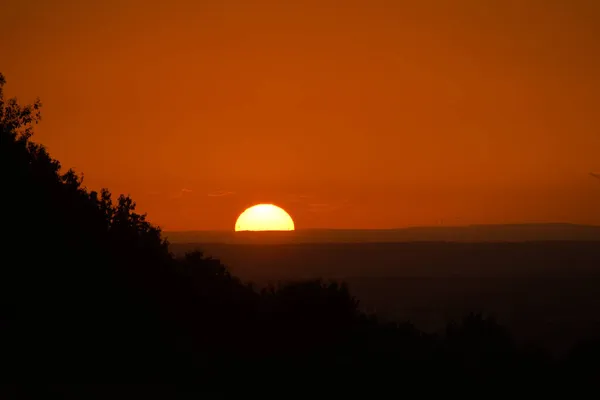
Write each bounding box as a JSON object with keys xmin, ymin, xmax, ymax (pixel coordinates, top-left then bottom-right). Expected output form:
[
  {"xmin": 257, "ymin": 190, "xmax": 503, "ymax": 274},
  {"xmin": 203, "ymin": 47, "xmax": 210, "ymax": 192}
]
[{"xmin": 235, "ymin": 204, "xmax": 295, "ymax": 231}]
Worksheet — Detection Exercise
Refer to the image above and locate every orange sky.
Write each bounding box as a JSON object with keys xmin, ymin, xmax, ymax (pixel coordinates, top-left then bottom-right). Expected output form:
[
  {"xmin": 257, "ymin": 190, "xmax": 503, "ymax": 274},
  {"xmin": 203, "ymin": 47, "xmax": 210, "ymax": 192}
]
[{"xmin": 2, "ymin": 0, "xmax": 599, "ymax": 230}]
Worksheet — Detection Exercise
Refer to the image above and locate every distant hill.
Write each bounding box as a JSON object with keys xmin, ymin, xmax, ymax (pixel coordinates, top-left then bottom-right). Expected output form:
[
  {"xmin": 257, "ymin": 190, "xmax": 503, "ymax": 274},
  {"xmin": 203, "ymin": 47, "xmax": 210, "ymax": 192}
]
[{"xmin": 165, "ymin": 223, "xmax": 600, "ymax": 244}]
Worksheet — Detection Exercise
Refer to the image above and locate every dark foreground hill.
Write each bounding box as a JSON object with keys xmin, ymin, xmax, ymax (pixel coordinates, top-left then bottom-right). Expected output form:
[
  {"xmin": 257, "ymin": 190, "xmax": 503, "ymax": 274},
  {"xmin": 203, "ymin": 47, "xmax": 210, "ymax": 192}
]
[{"xmin": 2, "ymin": 73, "xmax": 599, "ymax": 394}]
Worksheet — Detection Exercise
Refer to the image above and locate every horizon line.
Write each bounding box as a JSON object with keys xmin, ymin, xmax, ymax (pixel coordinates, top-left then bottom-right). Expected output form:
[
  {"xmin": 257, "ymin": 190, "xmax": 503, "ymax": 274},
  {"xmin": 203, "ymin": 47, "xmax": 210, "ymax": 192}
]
[{"xmin": 163, "ymin": 222, "xmax": 600, "ymax": 233}]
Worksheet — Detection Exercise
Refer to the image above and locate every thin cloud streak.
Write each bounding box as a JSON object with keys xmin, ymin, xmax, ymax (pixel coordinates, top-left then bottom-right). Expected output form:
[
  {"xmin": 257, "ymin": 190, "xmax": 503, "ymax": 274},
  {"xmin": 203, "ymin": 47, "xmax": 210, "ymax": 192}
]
[{"xmin": 170, "ymin": 188, "xmax": 194, "ymax": 199}]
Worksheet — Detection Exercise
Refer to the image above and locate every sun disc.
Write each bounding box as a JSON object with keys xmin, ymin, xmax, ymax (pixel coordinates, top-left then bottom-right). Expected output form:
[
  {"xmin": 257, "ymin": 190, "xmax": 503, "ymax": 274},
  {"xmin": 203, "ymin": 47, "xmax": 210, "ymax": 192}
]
[{"xmin": 235, "ymin": 204, "xmax": 295, "ymax": 231}]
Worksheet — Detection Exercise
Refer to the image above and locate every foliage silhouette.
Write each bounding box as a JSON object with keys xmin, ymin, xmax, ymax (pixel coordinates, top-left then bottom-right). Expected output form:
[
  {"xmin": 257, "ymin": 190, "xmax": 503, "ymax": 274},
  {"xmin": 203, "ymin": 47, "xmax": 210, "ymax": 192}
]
[{"xmin": 1, "ymin": 73, "xmax": 598, "ymax": 392}]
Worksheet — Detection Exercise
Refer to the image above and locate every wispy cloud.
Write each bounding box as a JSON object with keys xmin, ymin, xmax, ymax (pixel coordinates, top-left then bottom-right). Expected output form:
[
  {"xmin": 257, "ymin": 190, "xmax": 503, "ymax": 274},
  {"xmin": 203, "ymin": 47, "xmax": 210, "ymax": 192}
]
[
  {"xmin": 170, "ymin": 188, "xmax": 194, "ymax": 199},
  {"xmin": 591, "ymin": 173, "xmax": 600, "ymax": 180},
  {"xmin": 208, "ymin": 190, "xmax": 236, "ymax": 197}
]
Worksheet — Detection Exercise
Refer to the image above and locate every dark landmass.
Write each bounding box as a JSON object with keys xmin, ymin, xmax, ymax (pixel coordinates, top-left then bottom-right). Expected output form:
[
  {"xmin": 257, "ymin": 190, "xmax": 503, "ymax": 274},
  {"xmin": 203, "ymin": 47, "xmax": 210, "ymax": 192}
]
[
  {"xmin": 165, "ymin": 223, "xmax": 600, "ymax": 244},
  {"xmin": 170, "ymin": 240, "xmax": 600, "ymax": 354},
  {"xmin": 169, "ymin": 241, "xmax": 600, "ymax": 280}
]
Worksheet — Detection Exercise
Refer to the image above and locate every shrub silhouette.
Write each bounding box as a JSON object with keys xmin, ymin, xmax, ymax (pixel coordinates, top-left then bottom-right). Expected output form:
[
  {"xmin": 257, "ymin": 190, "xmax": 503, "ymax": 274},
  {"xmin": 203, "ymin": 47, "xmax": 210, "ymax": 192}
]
[{"xmin": 1, "ymin": 72, "xmax": 598, "ymax": 391}]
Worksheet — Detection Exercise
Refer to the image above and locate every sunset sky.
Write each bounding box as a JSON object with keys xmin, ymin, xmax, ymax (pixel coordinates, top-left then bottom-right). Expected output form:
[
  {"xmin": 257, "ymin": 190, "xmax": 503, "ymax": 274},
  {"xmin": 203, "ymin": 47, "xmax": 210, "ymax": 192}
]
[{"xmin": 2, "ymin": 0, "xmax": 599, "ymax": 230}]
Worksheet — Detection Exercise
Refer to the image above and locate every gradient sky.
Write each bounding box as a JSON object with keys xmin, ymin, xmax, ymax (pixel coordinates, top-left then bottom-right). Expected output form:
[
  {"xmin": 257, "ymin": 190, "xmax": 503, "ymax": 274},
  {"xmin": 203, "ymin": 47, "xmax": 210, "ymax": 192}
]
[{"xmin": 2, "ymin": 0, "xmax": 599, "ymax": 230}]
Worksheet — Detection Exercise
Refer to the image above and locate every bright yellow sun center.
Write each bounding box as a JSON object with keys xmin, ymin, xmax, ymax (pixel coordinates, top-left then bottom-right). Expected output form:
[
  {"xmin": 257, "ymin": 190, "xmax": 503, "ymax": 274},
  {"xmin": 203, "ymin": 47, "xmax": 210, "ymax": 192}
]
[{"xmin": 235, "ymin": 204, "xmax": 295, "ymax": 231}]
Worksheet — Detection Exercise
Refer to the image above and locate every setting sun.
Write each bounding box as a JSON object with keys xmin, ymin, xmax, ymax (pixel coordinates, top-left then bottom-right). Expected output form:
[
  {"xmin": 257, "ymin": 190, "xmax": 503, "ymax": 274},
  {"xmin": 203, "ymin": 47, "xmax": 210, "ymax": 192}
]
[{"xmin": 235, "ymin": 204, "xmax": 295, "ymax": 231}]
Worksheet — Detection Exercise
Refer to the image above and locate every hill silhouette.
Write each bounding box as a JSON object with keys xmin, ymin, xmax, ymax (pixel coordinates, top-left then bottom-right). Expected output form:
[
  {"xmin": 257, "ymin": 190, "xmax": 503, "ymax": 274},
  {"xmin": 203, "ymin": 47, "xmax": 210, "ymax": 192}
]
[
  {"xmin": 1, "ymin": 73, "xmax": 599, "ymax": 394},
  {"xmin": 165, "ymin": 223, "xmax": 600, "ymax": 244}
]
